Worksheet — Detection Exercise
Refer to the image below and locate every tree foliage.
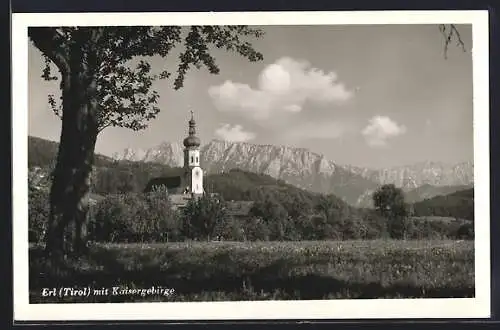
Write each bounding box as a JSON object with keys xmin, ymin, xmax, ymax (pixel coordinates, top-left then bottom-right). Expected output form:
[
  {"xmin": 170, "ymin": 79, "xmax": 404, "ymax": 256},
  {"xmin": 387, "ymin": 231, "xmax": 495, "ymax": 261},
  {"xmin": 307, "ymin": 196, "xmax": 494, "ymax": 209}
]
[
  {"xmin": 89, "ymin": 190, "xmax": 179, "ymax": 243},
  {"xmin": 30, "ymin": 26, "xmax": 264, "ymax": 132},
  {"xmin": 181, "ymin": 194, "xmax": 228, "ymax": 241},
  {"xmin": 373, "ymin": 184, "xmax": 409, "ymax": 239},
  {"xmin": 373, "ymin": 184, "xmax": 407, "ymax": 218},
  {"xmin": 412, "ymin": 188, "xmax": 474, "ymax": 221},
  {"xmin": 29, "ymin": 188, "xmax": 50, "ymax": 243},
  {"xmin": 29, "ymin": 26, "xmax": 264, "ymax": 256}
]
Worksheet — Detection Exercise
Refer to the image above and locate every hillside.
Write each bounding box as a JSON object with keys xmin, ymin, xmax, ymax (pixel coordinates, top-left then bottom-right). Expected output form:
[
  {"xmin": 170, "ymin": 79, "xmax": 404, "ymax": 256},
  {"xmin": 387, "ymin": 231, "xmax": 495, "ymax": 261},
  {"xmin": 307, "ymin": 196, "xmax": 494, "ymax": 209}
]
[
  {"xmin": 113, "ymin": 139, "xmax": 474, "ymax": 207},
  {"xmin": 205, "ymin": 168, "xmax": 347, "ymax": 206},
  {"xmin": 28, "ymin": 136, "xmax": 182, "ymax": 194},
  {"xmin": 29, "ymin": 136, "xmax": 116, "ymax": 168},
  {"xmin": 28, "ymin": 136, "xmax": 351, "ymax": 212},
  {"xmin": 28, "ymin": 136, "xmax": 474, "ymax": 214},
  {"xmin": 354, "ymin": 183, "xmax": 472, "ymax": 208},
  {"xmin": 411, "ymin": 188, "xmax": 474, "ymax": 221},
  {"xmin": 404, "ymin": 184, "xmax": 473, "ymax": 203}
]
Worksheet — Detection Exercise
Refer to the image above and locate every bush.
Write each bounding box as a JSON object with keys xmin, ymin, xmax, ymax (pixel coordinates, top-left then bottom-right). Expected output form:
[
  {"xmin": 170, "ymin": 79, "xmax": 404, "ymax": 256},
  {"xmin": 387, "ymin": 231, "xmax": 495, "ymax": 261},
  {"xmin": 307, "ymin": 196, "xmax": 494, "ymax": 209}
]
[
  {"xmin": 28, "ymin": 178, "xmax": 475, "ymax": 244},
  {"xmin": 213, "ymin": 215, "xmax": 245, "ymax": 241},
  {"xmin": 89, "ymin": 191, "xmax": 180, "ymax": 243},
  {"xmin": 360, "ymin": 211, "xmax": 388, "ymax": 239},
  {"xmin": 28, "ymin": 188, "xmax": 50, "ymax": 243},
  {"xmin": 457, "ymin": 222, "xmax": 474, "ymax": 240},
  {"xmin": 406, "ymin": 218, "xmax": 474, "ymax": 240},
  {"xmin": 180, "ymin": 195, "xmax": 228, "ymax": 241},
  {"xmin": 242, "ymin": 217, "xmax": 271, "ymax": 241},
  {"xmin": 407, "ymin": 219, "xmax": 440, "ymax": 240}
]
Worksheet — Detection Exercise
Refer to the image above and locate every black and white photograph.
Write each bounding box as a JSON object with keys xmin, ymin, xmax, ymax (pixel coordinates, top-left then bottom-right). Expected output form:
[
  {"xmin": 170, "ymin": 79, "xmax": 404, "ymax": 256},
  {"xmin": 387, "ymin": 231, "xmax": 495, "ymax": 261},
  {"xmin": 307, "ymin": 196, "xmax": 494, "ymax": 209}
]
[{"xmin": 12, "ymin": 10, "xmax": 490, "ymax": 321}]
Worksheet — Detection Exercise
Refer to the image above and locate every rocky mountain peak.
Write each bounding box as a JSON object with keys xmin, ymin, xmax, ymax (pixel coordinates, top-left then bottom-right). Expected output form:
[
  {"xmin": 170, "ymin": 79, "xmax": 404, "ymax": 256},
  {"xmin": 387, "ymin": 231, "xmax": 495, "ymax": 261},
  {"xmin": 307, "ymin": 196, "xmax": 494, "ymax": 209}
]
[{"xmin": 112, "ymin": 139, "xmax": 474, "ymax": 207}]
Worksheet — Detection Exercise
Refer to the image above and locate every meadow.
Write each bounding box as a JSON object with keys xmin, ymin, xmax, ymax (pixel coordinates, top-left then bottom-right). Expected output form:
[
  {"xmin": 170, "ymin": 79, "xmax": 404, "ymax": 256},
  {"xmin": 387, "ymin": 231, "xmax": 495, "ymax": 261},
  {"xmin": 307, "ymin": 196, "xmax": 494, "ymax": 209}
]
[{"xmin": 29, "ymin": 239, "xmax": 474, "ymax": 303}]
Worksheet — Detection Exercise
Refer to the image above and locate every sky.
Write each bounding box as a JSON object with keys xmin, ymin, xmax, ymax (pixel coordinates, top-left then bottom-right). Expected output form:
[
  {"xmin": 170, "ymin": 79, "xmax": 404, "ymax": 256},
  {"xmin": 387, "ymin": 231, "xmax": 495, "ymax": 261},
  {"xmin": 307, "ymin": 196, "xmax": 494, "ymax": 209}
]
[{"xmin": 28, "ymin": 24, "xmax": 473, "ymax": 169}]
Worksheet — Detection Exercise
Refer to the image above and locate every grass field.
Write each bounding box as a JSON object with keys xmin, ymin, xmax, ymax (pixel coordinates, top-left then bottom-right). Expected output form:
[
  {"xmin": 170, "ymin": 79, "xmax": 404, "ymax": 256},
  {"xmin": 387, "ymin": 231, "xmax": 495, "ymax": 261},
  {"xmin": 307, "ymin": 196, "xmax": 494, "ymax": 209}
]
[{"xmin": 29, "ymin": 240, "xmax": 474, "ymax": 303}]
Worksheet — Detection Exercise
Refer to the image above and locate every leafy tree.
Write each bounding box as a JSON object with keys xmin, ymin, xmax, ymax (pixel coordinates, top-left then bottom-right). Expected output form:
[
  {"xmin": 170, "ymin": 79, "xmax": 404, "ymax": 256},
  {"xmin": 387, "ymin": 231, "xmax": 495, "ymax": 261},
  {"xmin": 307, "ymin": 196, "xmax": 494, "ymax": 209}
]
[
  {"xmin": 281, "ymin": 192, "xmax": 312, "ymax": 220},
  {"xmin": 181, "ymin": 195, "xmax": 227, "ymax": 241},
  {"xmin": 242, "ymin": 217, "xmax": 271, "ymax": 241},
  {"xmin": 341, "ymin": 214, "xmax": 370, "ymax": 240},
  {"xmin": 373, "ymin": 184, "xmax": 409, "ymax": 239},
  {"xmin": 90, "ymin": 194, "xmax": 133, "ymax": 243},
  {"xmin": 310, "ymin": 215, "xmax": 335, "ymax": 240},
  {"xmin": 457, "ymin": 222, "xmax": 474, "ymax": 240},
  {"xmin": 89, "ymin": 191, "xmax": 179, "ymax": 243},
  {"xmin": 314, "ymin": 195, "xmax": 339, "ymax": 221},
  {"xmin": 213, "ymin": 215, "xmax": 245, "ymax": 241},
  {"xmin": 28, "ymin": 189, "xmax": 50, "ymax": 243},
  {"xmin": 29, "ymin": 26, "xmax": 264, "ymax": 256},
  {"xmin": 141, "ymin": 190, "xmax": 179, "ymax": 241},
  {"xmin": 249, "ymin": 198, "xmax": 291, "ymax": 240}
]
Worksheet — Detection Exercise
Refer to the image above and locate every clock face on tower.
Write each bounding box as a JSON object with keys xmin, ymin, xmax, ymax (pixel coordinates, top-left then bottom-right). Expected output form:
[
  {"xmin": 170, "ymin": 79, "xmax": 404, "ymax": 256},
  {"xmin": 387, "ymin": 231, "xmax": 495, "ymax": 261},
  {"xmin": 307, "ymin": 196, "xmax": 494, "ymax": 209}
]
[{"xmin": 194, "ymin": 169, "xmax": 200, "ymax": 177}]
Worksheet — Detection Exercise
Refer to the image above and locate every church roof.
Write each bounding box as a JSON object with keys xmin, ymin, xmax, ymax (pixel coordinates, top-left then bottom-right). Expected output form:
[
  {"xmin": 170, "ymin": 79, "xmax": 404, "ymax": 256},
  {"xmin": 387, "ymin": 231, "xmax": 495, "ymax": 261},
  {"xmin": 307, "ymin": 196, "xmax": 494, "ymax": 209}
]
[
  {"xmin": 183, "ymin": 111, "xmax": 201, "ymax": 147},
  {"xmin": 183, "ymin": 135, "xmax": 201, "ymax": 148}
]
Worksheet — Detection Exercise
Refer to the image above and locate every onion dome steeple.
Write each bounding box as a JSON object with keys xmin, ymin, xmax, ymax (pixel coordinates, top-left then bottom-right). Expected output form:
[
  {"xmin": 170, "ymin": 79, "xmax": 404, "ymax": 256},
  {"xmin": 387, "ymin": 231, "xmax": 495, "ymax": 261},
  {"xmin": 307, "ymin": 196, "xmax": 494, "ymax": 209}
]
[{"xmin": 183, "ymin": 110, "xmax": 201, "ymax": 148}]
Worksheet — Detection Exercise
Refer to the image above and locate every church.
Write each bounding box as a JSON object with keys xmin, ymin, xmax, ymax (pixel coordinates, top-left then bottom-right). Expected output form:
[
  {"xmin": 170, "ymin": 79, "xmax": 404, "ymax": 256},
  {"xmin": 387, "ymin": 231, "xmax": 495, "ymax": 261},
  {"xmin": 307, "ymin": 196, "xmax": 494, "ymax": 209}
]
[{"xmin": 144, "ymin": 111, "xmax": 205, "ymax": 209}]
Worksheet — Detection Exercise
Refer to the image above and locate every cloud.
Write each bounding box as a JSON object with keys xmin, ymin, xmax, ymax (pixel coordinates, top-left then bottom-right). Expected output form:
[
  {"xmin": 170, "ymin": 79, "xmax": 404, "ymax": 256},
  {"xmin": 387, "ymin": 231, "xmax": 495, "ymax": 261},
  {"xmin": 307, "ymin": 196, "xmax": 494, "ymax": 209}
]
[
  {"xmin": 362, "ymin": 116, "xmax": 407, "ymax": 147},
  {"xmin": 208, "ymin": 57, "xmax": 353, "ymax": 121},
  {"xmin": 214, "ymin": 124, "xmax": 256, "ymax": 142},
  {"xmin": 283, "ymin": 104, "xmax": 302, "ymax": 113}
]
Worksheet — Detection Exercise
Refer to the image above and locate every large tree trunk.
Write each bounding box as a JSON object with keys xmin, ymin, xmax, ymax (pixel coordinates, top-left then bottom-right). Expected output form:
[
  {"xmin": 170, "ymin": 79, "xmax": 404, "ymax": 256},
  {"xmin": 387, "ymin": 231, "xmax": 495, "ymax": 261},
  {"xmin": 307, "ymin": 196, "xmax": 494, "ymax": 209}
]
[{"xmin": 45, "ymin": 42, "xmax": 99, "ymax": 258}]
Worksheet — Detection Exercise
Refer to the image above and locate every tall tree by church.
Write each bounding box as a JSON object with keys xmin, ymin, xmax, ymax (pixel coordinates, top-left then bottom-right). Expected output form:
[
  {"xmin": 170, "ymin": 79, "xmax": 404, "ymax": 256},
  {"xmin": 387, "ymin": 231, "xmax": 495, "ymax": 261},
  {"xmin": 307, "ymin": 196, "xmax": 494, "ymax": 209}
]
[{"xmin": 29, "ymin": 26, "xmax": 264, "ymax": 257}]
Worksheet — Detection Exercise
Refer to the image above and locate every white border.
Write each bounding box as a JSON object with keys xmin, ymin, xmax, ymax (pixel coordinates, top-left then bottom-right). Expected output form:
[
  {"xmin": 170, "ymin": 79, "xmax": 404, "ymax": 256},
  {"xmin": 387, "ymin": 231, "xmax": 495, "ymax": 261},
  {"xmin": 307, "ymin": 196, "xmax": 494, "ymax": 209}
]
[{"xmin": 12, "ymin": 10, "xmax": 490, "ymax": 321}]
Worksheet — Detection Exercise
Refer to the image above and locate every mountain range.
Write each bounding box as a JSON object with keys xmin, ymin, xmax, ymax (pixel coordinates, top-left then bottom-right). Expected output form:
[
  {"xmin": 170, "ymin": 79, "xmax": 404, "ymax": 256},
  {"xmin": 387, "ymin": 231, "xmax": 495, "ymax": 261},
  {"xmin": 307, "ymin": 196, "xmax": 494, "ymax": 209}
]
[{"xmin": 112, "ymin": 139, "xmax": 474, "ymax": 207}]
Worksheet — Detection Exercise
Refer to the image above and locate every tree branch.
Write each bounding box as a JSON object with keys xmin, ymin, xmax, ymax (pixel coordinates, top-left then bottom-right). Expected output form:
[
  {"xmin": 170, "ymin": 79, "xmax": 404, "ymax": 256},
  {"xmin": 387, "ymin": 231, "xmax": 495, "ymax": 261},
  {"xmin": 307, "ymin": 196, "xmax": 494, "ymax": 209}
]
[
  {"xmin": 439, "ymin": 24, "xmax": 467, "ymax": 59},
  {"xmin": 90, "ymin": 27, "xmax": 105, "ymax": 43},
  {"xmin": 29, "ymin": 27, "xmax": 70, "ymax": 76}
]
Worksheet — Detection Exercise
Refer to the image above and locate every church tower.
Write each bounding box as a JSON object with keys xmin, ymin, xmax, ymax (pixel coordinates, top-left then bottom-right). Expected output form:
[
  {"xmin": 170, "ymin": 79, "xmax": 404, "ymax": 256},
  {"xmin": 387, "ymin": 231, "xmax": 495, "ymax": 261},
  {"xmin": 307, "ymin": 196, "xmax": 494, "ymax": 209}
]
[{"xmin": 183, "ymin": 111, "xmax": 204, "ymax": 196}]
